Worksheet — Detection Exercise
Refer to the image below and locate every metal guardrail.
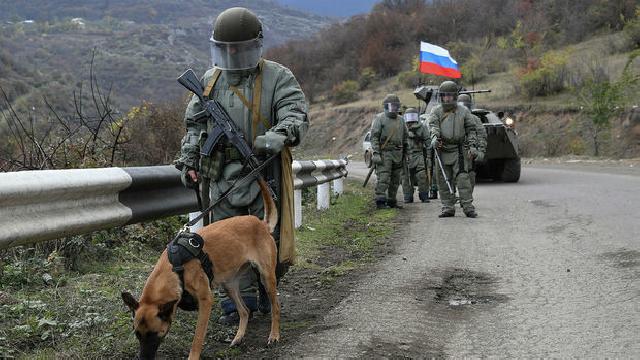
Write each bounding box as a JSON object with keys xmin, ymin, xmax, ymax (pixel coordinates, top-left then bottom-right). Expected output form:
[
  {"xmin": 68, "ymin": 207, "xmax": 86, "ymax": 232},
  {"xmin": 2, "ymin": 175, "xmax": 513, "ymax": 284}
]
[
  {"xmin": 0, "ymin": 159, "xmax": 348, "ymax": 250},
  {"xmin": 292, "ymin": 159, "xmax": 348, "ymax": 189}
]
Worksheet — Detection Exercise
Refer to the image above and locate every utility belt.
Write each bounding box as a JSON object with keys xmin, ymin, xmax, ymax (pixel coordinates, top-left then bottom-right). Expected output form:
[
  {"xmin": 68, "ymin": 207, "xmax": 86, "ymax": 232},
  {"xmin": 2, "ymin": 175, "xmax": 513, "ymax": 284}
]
[
  {"xmin": 380, "ymin": 144, "xmax": 403, "ymax": 151},
  {"xmin": 442, "ymin": 137, "xmax": 463, "ymax": 145}
]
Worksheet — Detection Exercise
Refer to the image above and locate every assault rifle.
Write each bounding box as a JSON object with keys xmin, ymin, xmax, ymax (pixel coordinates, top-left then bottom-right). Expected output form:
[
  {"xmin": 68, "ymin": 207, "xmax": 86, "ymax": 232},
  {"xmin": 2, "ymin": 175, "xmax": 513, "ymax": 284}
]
[
  {"xmin": 178, "ymin": 69, "xmax": 260, "ymax": 170},
  {"xmin": 178, "ymin": 69, "xmax": 275, "ymax": 200}
]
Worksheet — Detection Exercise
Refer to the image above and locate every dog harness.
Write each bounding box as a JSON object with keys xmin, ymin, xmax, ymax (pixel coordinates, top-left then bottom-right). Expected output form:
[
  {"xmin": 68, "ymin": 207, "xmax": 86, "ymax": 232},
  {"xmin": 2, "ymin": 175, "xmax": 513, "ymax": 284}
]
[{"xmin": 167, "ymin": 232, "xmax": 214, "ymax": 285}]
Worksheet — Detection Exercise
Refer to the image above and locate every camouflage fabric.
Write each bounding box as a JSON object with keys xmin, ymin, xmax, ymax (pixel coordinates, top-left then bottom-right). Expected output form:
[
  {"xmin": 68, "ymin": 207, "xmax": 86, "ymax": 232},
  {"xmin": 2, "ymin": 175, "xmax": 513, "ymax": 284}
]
[
  {"xmin": 467, "ymin": 114, "xmax": 487, "ymax": 192},
  {"xmin": 175, "ymin": 59, "xmax": 308, "ymax": 312},
  {"xmin": 427, "ymin": 104, "xmax": 478, "ymax": 214},
  {"xmin": 421, "ymin": 114, "xmax": 438, "ymax": 195},
  {"xmin": 370, "ymin": 112, "xmax": 408, "ymax": 205},
  {"xmin": 402, "ymin": 121, "xmax": 430, "ymax": 200},
  {"xmin": 177, "ymin": 60, "xmax": 307, "ymax": 209}
]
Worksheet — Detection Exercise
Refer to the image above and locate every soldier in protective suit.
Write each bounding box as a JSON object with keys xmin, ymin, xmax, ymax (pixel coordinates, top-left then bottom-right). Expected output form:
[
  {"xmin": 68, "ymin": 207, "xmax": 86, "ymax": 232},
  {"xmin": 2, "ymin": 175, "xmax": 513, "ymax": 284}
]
[
  {"xmin": 427, "ymin": 81, "xmax": 479, "ymax": 218},
  {"xmin": 370, "ymin": 94, "xmax": 408, "ymax": 209},
  {"xmin": 420, "ymin": 112, "xmax": 440, "ymax": 199},
  {"xmin": 458, "ymin": 93, "xmax": 487, "ymax": 192},
  {"xmin": 174, "ymin": 7, "xmax": 309, "ymax": 324},
  {"xmin": 402, "ymin": 107, "xmax": 431, "ymax": 203}
]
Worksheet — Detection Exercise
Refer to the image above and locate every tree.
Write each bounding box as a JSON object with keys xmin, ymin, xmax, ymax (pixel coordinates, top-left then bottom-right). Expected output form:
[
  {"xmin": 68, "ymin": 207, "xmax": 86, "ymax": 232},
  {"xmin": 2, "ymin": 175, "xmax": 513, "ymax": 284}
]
[{"xmin": 577, "ymin": 50, "xmax": 639, "ymax": 156}]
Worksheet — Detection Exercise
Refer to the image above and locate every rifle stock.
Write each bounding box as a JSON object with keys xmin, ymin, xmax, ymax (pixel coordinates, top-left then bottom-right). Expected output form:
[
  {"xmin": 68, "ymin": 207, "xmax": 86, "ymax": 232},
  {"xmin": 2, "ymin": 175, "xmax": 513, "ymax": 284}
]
[{"xmin": 178, "ymin": 69, "xmax": 205, "ymax": 100}]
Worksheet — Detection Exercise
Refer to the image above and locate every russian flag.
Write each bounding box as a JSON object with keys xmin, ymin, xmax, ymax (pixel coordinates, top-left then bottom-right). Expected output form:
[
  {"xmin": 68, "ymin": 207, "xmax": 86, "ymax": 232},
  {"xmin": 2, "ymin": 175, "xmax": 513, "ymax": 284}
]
[{"xmin": 419, "ymin": 41, "xmax": 461, "ymax": 78}]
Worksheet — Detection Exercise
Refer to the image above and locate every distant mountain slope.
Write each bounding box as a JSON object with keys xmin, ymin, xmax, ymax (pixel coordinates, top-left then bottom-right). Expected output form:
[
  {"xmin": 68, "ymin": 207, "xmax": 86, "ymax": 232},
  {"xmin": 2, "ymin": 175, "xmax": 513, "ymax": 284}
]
[
  {"xmin": 275, "ymin": 0, "xmax": 378, "ymax": 17},
  {"xmin": 0, "ymin": 0, "xmax": 329, "ymax": 47},
  {"xmin": 0, "ymin": 1, "xmax": 331, "ymax": 111}
]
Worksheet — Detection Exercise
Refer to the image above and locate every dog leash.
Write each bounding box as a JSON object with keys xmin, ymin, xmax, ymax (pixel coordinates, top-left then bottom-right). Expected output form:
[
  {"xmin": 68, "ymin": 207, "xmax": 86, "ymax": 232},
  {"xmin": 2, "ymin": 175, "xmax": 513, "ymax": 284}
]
[{"xmin": 182, "ymin": 152, "xmax": 280, "ymax": 232}]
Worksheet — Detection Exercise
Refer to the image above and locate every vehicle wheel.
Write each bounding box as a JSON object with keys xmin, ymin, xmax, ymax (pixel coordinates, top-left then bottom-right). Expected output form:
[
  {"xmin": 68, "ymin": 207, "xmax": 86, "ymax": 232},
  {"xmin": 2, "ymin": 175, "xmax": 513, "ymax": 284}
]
[
  {"xmin": 501, "ymin": 158, "xmax": 521, "ymax": 182},
  {"xmin": 365, "ymin": 151, "xmax": 372, "ymax": 168}
]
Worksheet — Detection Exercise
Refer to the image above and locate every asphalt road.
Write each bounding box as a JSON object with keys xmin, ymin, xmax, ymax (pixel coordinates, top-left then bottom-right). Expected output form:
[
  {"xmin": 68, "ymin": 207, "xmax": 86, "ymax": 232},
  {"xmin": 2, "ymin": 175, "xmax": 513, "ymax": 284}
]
[{"xmin": 280, "ymin": 161, "xmax": 640, "ymax": 357}]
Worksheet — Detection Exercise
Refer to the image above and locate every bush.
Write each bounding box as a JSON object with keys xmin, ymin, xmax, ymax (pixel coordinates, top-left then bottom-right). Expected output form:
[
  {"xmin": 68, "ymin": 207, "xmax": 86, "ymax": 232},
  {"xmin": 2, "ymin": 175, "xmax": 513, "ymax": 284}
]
[
  {"xmin": 518, "ymin": 50, "xmax": 571, "ymax": 98},
  {"xmin": 397, "ymin": 70, "xmax": 421, "ymax": 88},
  {"xmin": 397, "ymin": 70, "xmax": 443, "ymax": 89},
  {"xmin": 568, "ymin": 137, "xmax": 586, "ymax": 155},
  {"xmin": 358, "ymin": 67, "xmax": 376, "ymax": 90},
  {"xmin": 623, "ymin": 7, "xmax": 640, "ymax": 49},
  {"xmin": 460, "ymin": 55, "xmax": 488, "ymax": 85},
  {"xmin": 329, "ymin": 80, "xmax": 360, "ymax": 105}
]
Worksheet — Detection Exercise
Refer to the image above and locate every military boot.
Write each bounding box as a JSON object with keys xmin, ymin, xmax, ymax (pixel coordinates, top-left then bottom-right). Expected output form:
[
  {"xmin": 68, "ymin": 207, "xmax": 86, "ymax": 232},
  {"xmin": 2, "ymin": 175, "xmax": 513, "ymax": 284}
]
[
  {"xmin": 438, "ymin": 209, "xmax": 455, "ymax": 218},
  {"xmin": 418, "ymin": 192, "xmax": 430, "ymax": 203},
  {"xmin": 464, "ymin": 209, "xmax": 478, "ymax": 218},
  {"xmin": 218, "ymin": 297, "xmax": 257, "ymax": 325},
  {"xmin": 387, "ymin": 200, "xmax": 403, "ymax": 209},
  {"xmin": 404, "ymin": 194, "xmax": 414, "ymax": 203},
  {"xmin": 258, "ymin": 282, "xmax": 271, "ymax": 314},
  {"xmin": 429, "ymin": 187, "xmax": 438, "ymax": 199},
  {"xmin": 376, "ymin": 200, "xmax": 390, "ymax": 209}
]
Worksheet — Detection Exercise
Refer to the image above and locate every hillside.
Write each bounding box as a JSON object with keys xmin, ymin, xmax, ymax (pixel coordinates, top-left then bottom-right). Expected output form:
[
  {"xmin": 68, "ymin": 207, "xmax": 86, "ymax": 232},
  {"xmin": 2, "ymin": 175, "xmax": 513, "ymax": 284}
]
[
  {"xmin": 296, "ymin": 31, "xmax": 640, "ymax": 160},
  {"xmin": 272, "ymin": 0, "xmax": 640, "ymax": 160},
  {"xmin": 0, "ymin": 0, "xmax": 329, "ymax": 112},
  {"xmin": 275, "ymin": 0, "xmax": 377, "ymax": 17}
]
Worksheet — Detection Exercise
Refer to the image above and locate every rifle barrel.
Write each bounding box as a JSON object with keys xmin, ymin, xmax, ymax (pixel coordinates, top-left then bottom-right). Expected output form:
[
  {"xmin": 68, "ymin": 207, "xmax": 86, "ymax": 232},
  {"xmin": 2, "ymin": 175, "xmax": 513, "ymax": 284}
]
[{"xmin": 459, "ymin": 89, "xmax": 491, "ymax": 94}]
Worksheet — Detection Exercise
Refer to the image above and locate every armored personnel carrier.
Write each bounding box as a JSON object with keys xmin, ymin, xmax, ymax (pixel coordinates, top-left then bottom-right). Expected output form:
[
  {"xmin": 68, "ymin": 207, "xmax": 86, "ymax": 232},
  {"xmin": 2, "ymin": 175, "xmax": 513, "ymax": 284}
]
[{"xmin": 471, "ymin": 108, "xmax": 520, "ymax": 182}]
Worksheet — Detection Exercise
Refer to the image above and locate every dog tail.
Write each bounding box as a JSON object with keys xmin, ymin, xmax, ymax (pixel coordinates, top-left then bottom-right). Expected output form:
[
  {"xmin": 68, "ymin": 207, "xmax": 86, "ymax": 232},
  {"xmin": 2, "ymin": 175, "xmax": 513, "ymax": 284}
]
[{"xmin": 258, "ymin": 179, "xmax": 278, "ymax": 233}]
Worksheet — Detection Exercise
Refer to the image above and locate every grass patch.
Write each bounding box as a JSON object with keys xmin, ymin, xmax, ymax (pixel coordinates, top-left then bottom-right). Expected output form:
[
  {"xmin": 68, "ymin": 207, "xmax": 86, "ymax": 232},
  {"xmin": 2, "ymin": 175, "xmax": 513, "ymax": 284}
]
[
  {"xmin": 0, "ymin": 180, "xmax": 399, "ymax": 358},
  {"xmin": 295, "ymin": 181, "xmax": 397, "ymax": 276}
]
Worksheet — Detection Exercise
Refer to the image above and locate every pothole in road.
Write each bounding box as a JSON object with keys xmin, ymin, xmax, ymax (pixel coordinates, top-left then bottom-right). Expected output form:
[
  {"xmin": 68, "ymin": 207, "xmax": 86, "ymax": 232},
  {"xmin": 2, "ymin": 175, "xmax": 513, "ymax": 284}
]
[
  {"xmin": 529, "ymin": 199, "xmax": 555, "ymax": 208},
  {"xmin": 601, "ymin": 249, "xmax": 640, "ymax": 269},
  {"xmin": 426, "ymin": 268, "xmax": 509, "ymax": 308}
]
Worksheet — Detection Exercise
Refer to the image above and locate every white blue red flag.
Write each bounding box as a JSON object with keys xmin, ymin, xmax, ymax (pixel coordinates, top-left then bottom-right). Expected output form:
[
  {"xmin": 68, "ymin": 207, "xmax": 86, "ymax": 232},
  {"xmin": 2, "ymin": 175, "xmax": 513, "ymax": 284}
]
[{"xmin": 419, "ymin": 41, "xmax": 461, "ymax": 78}]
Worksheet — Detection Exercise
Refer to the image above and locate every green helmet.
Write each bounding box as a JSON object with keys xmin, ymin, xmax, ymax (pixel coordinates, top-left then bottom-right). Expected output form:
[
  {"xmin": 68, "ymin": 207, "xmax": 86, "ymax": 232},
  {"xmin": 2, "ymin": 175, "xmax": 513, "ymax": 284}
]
[
  {"xmin": 458, "ymin": 93, "xmax": 472, "ymax": 110},
  {"xmin": 382, "ymin": 94, "xmax": 400, "ymax": 118},
  {"xmin": 382, "ymin": 94, "xmax": 400, "ymax": 105},
  {"xmin": 403, "ymin": 107, "xmax": 419, "ymax": 123},
  {"xmin": 438, "ymin": 81, "xmax": 458, "ymax": 111},
  {"xmin": 210, "ymin": 7, "xmax": 263, "ymax": 70}
]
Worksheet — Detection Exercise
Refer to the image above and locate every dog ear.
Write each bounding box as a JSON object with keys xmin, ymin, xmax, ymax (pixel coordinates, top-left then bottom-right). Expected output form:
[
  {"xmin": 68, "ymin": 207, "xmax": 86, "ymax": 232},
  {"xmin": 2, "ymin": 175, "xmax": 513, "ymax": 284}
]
[
  {"xmin": 121, "ymin": 291, "xmax": 139, "ymax": 314},
  {"xmin": 157, "ymin": 300, "xmax": 178, "ymax": 322}
]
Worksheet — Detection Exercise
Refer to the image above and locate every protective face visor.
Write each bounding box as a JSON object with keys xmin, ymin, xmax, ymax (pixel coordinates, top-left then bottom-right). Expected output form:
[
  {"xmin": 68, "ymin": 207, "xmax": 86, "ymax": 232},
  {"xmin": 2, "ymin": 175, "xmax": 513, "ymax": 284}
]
[
  {"xmin": 404, "ymin": 112, "xmax": 419, "ymax": 123},
  {"xmin": 384, "ymin": 102, "xmax": 401, "ymax": 113},
  {"xmin": 209, "ymin": 36, "xmax": 263, "ymax": 70}
]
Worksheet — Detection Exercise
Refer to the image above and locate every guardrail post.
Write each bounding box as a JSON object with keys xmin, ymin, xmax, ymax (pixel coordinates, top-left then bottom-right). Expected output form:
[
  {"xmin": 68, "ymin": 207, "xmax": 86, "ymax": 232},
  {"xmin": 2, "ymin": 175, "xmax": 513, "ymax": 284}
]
[
  {"xmin": 332, "ymin": 177, "xmax": 344, "ymax": 196},
  {"xmin": 317, "ymin": 182, "xmax": 330, "ymax": 210},
  {"xmin": 294, "ymin": 189, "xmax": 302, "ymax": 228}
]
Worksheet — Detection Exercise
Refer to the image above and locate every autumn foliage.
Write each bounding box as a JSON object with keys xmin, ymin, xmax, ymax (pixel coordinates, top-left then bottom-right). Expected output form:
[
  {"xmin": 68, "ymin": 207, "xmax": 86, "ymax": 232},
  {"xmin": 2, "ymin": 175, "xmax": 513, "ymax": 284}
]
[{"xmin": 265, "ymin": 0, "xmax": 637, "ymax": 101}]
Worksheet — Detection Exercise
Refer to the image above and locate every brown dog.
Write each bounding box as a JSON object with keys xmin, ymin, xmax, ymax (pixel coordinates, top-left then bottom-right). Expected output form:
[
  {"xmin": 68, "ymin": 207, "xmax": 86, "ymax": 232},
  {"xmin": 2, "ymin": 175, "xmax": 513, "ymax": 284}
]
[{"xmin": 121, "ymin": 179, "xmax": 280, "ymax": 359}]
